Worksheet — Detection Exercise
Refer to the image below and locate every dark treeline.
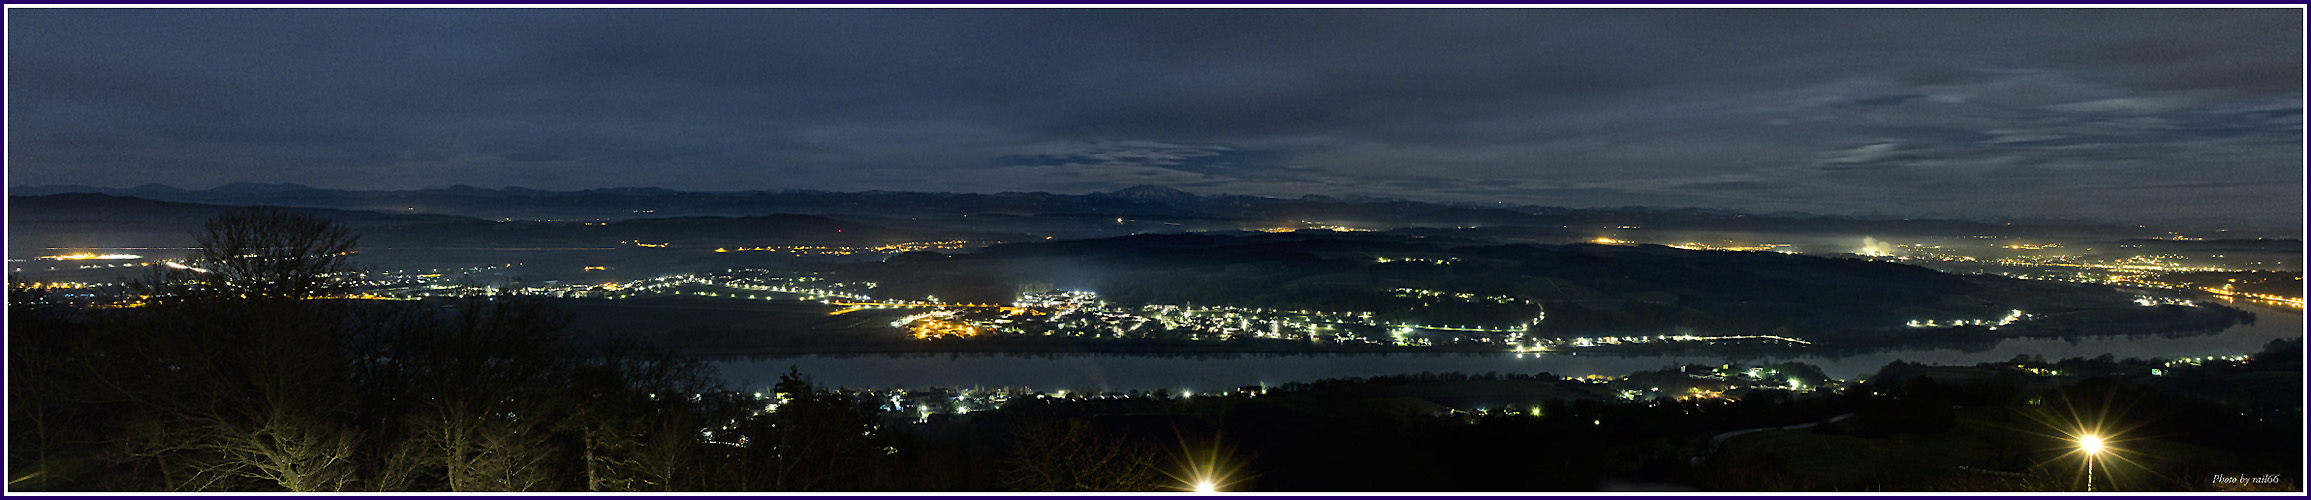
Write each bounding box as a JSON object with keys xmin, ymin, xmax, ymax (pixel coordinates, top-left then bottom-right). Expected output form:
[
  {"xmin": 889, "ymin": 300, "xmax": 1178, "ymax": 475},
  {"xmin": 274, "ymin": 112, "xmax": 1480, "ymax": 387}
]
[{"xmin": 4, "ymin": 208, "xmax": 905, "ymax": 491}]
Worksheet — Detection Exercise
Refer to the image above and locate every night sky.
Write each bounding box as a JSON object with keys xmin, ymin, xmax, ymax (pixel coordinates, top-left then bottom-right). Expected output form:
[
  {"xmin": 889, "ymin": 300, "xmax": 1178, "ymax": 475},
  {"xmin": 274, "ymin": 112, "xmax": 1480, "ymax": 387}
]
[{"xmin": 7, "ymin": 8, "xmax": 2303, "ymax": 226}]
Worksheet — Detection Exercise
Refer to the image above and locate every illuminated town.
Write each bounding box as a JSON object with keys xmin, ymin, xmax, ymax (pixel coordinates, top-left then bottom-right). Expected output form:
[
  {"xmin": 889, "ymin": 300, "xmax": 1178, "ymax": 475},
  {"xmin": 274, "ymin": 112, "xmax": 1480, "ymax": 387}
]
[
  {"xmin": 5, "ymin": 6, "xmax": 2299, "ymax": 495},
  {"xmin": 714, "ymin": 240, "xmax": 992, "ymax": 256}
]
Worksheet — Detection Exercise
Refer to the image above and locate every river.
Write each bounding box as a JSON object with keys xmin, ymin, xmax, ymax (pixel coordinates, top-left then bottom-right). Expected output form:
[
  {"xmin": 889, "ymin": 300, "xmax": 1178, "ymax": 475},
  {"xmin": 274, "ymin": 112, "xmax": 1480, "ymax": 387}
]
[{"xmin": 713, "ymin": 301, "xmax": 2303, "ymax": 392}]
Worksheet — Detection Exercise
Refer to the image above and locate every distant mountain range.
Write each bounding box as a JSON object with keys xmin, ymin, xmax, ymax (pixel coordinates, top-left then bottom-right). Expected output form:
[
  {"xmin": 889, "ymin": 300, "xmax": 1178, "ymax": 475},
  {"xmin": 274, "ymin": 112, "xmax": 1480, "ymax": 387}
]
[
  {"xmin": 4, "ymin": 193, "xmax": 1020, "ymax": 260},
  {"xmin": 9, "ymin": 183, "xmax": 2205, "ymax": 239}
]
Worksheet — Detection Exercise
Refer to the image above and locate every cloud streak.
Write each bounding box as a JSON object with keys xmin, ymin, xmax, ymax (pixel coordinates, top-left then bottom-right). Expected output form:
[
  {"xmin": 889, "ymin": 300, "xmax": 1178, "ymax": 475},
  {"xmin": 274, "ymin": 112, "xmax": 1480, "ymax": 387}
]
[{"xmin": 6, "ymin": 8, "xmax": 2301, "ymax": 226}]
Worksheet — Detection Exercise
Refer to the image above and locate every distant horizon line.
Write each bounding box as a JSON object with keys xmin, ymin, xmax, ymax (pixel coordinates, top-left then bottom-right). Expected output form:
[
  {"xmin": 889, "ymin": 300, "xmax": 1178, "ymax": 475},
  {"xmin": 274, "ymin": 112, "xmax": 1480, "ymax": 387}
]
[
  {"xmin": 10, "ymin": 180, "xmax": 2049, "ymax": 217},
  {"xmin": 11, "ymin": 181, "xmax": 2301, "ymax": 234},
  {"xmin": 22, "ymin": 180, "xmax": 1210, "ymax": 196}
]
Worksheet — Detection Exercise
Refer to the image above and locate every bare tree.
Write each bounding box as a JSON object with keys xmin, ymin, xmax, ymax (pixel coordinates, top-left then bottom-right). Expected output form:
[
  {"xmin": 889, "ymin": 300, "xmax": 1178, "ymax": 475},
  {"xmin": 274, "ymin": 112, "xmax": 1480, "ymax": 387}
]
[
  {"xmin": 189, "ymin": 207, "xmax": 359, "ymax": 300},
  {"xmin": 406, "ymin": 294, "xmax": 574, "ymax": 491},
  {"xmin": 93, "ymin": 293, "xmax": 366, "ymax": 491},
  {"xmin": 409, "ymin": 406, "xmax": 562, "ymax": 492},
  {"xmin": 7, "ymin": 283, "xmax": 99, "ymax": 490},
  {"xmin": 1002, "ymin": 417, "xmax": 1164, "ymax": 491},
  {"xmin": 562, "ymin": 339, "xmax": 718, "ymax": 491},
  {"xmin": 93, "ymin": 208, "xmax": 367, "ymax": 491}
]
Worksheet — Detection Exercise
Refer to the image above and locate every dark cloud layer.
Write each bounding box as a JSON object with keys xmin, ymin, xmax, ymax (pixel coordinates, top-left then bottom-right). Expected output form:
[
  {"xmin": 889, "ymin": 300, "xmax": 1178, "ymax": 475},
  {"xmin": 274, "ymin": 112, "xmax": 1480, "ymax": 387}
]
[{"xmin": 7, "ymin": 8, "xmax": 2302, "ymax": 226}]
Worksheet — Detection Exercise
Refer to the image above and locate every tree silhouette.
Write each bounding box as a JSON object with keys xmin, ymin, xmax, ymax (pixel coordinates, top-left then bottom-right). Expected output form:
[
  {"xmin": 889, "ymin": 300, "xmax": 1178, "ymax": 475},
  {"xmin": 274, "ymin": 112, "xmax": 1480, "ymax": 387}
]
[
  {"xmin": 726, "ymin": 366, "xmax": 885, "ymax": 491},
  {"xmin": 93, "ymin": 208, "xmax": 366, "ymax": 490},
  {"xmin": 399, "ymin": 294, "xmax": 575, "ymax": 491},
  {"xmin": 11, "ymin": 208, "xmax": 771, "ymax": 492},
  {"xmin": 1001, "ymin": 417, "xmax": 1164, "ymax": 491},
  {"xmin": 561, "ymin": 338, "xmax": 718, "ymax": 491},
  {"xmin": 188, "ymin": 207, "xmax": 360, "ymax": 300},
  {"xmin": 6, "ymin": 281, "xmax": 102, "ymax": 490}
]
